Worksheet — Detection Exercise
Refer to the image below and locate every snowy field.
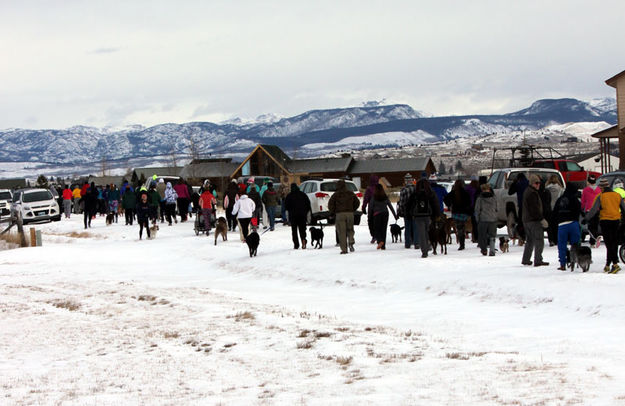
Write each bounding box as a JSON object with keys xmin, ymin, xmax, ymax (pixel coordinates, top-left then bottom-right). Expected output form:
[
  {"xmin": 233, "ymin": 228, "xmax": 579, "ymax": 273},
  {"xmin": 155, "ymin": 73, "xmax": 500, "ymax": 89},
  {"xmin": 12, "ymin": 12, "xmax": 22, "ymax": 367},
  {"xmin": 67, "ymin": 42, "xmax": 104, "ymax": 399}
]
[{"xmin": 1, "ymin": 213, "xmax": 625, "ymax": 405}]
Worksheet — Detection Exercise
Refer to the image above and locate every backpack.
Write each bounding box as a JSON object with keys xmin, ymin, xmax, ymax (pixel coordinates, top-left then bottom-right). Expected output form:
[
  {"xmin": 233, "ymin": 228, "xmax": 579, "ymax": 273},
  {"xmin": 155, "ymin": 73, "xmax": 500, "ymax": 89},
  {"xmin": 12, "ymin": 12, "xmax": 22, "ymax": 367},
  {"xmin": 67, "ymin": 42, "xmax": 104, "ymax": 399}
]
[{"xmin": 410, "ymin": 191, "xmax": 431, "ymax": 217}]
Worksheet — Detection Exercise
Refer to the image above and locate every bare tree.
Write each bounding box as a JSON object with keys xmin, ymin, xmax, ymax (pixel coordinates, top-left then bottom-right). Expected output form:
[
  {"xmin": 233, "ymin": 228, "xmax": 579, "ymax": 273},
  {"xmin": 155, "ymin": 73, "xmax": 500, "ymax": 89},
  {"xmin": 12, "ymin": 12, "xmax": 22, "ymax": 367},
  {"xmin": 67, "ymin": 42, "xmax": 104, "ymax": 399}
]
[
  {"xmin": 100, "ymin": 156, "xmax": 109, "ymax": 176},
  {"xmin": 186, "ymin": 134, "xmax": 201, "ymax": 161}
]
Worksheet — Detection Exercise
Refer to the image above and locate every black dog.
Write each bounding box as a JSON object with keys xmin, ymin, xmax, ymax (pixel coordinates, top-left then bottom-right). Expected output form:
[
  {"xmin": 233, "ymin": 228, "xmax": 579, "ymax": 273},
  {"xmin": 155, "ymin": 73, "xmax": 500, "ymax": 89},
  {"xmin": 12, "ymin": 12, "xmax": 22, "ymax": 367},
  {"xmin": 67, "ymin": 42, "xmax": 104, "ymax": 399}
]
[
  {"xmin": 245, "ymin": 230, "xmax": 260, "ymax": 257},
  {"xmin": 105, "ymin": 213, "xmax": 115, "ymax": 225},
  {"xmin": 567, "ymin": 244, "xmax": 592, "ymax": 272},
  {"xmin": 429, "ymin": 216, "xmax": 448, "ymax": 255},
  {"xmin": 390, "ymin": 223, "xmax": 404, "ymax": 243},
  {"xmin": 309, "ymin": 225, "xmax": 324, "ymax": 249}
]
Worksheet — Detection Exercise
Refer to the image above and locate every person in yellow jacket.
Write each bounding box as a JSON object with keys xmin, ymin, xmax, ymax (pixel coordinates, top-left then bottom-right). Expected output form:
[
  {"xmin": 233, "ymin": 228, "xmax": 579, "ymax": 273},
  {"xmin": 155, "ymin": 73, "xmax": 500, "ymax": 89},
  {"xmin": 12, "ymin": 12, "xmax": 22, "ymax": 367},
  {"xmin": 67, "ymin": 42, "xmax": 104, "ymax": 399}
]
[
  {"xmin": 613, "ymin": 180, "xmax": 625, "ymax": 199},
  {"xmin": 585, "ymin": 178, "xmax": 625, "ymax": 273},
  {"xmin": 72, "ymin": 186, "xmax": 82, "ymax": 213}
]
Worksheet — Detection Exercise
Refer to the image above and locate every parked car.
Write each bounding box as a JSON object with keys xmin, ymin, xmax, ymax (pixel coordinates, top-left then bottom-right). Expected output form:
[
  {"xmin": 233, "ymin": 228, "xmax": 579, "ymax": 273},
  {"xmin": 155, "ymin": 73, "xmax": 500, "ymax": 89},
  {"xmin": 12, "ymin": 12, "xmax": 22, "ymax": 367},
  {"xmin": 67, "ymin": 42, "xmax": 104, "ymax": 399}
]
[
  {"xmin": 531, "ymin": 159, "xmax": 600, "ymax": 190},
  {"xmin": 11, "ymin": 188, "xmax": 61, "ymax": 224},
  {"xmin": 597, "ymin": 171, "xmax": 625, "ymax": 190},
  {"xmin": 488, "ymin": 168, "xmax": 565, "ymax": 235},
  {"xmin": 0, "ymin": 189, "xmax": 13, "ymax": 218},
  {"xmin": 299, "ymin": 178, "xmax": 363, "ymax": 225}
]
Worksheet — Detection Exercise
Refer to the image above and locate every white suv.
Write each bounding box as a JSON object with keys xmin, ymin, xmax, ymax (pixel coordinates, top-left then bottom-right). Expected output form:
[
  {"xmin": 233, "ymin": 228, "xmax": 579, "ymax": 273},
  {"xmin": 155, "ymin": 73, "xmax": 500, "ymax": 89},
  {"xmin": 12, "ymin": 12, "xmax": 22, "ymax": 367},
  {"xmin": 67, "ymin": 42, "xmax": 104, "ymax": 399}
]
[
  {"xmin": 299, "ymin": 179, "xmax": 363, "ymax": 225},
  {"xmin": 11, "ymin": 188, "xmax": 61, "ymax": 224},
  {"xmin": 0, "ymin": 189, "xmax": 12, "ymax": 218}
]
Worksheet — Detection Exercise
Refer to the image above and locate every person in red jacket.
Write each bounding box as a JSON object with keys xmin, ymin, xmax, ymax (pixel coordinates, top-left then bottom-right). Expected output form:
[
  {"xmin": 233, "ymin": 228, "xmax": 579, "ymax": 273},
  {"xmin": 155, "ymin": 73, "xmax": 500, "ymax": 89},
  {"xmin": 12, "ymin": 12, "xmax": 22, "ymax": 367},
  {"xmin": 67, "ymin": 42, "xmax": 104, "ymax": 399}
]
[
  {"xmin": 198, "ymin": 182, "xmax": 217, "ymax": 233},
  {"xmin": 62, "ymin": 185, "xmax": 73, "ymax": 218}
]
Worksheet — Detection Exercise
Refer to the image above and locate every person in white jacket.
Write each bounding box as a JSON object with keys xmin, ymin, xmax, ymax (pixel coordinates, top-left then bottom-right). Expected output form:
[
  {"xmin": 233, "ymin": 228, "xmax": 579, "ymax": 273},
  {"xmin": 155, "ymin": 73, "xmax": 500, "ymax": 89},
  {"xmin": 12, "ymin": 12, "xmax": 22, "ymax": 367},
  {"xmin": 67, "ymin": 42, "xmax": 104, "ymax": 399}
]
[{"xmin": 231, "ymin": 194, "xmax": 256, "ymax": 240}]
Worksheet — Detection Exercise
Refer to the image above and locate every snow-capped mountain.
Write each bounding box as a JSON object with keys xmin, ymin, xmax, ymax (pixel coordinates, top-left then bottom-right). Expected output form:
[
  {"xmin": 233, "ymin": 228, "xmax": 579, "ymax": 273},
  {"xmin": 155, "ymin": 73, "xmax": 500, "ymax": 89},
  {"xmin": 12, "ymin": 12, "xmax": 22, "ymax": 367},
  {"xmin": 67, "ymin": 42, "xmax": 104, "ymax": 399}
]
[{"xmin": 0, "ymin": 98, "xmax": 616, "ymax": 168}]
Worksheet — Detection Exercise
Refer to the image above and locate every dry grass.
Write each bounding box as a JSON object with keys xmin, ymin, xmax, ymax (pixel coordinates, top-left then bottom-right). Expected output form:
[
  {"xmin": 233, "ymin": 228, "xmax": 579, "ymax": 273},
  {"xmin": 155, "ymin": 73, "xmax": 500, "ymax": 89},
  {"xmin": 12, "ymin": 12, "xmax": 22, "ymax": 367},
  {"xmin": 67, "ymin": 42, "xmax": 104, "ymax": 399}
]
[
  {"xmin": 162, "ymin": 331, "xmax": 180, "ymax": 339},
  {"xmin": 137, "ymin": 295, "xmax": 157, "ymax": 302},
  {"xmin": 296, "ymin": 340, "xmax": 314, "ymax": 349},
  {"xmin": 335, "ymin": 356, "xmax": 353, "ymax": 366},
  {"xmin": 234, "ymin": 311, "xmax": 255, "ymax": 321},
  {"xmin": 50, "ymin": 300, "xmax": 81, "ymax": 311},
  {"xmin": 0, "ymin": 231, "xmax": 27, "ymax": 248},
  {"xmin": 314, "ymin": 331, "xmax": 332, "ymax": 338}
]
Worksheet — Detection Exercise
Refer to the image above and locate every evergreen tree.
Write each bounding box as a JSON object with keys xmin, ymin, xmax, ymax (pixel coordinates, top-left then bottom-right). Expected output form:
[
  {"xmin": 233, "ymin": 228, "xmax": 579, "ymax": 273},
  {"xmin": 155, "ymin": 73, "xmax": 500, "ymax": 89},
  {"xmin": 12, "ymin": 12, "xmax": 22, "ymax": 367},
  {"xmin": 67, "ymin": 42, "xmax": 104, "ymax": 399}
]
[
  {"xmin": 36, "ymin": 175, "xmax": 49, "ymax": 189},
  {"xmin": 455, "ymin": 160, "xmax": 463, "ymax": 172},
  {"xmin": 438, "ymin": 161, "xmax": 447, "ymax": 174}
]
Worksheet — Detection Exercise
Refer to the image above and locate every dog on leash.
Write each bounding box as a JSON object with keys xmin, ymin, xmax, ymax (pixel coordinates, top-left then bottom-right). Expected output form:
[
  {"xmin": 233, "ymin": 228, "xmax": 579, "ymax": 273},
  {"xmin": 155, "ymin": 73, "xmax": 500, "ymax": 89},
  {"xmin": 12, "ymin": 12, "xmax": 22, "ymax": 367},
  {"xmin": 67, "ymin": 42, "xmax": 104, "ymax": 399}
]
[
  {"xmin": 214, "ymin": 217, "xmax": 228, "ymax": 246},
  {"xmin": 309, "ymin": 225, "xmax": 324, "ymax": 249},
  {"xmin": 567, "ymin": 244, "xmax": 592, "ymax": 272},
  {"xmin": 389, "ymin": 223, "xmax": 404, "ymax": 243},
  {"xmin": 245, "ymin": 229, "xmax": 260, "ymax": 257},
  {"xmin": 105, "ymin": 213, "xmax": 115, "ymax": 225},
  {"xmin": 499, "ymin": 237, "xmax": 509, "ymax": 253},
  {"xmin": 148, "ymin": 224, "xmax": 159, "ymax": 240}
]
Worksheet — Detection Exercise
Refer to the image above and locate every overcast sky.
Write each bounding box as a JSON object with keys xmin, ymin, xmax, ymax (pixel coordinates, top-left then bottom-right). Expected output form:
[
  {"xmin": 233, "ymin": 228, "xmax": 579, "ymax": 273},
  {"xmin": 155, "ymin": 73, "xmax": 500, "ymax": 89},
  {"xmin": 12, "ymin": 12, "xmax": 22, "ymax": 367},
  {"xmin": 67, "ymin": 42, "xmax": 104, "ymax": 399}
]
[{"xmin": 1, "ymin": 0, "xmax": 624, "ymax": 129}]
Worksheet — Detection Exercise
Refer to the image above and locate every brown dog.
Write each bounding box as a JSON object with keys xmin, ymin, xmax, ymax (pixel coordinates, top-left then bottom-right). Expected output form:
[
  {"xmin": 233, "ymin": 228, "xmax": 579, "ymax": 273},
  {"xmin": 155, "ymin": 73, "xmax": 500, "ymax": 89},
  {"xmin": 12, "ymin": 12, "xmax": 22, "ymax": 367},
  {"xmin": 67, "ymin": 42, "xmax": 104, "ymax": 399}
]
[
  {"xmin": 499, "ymin": 237, "xmax": 509, "ymax": 253},
  {"xmin": 214, "ymin": 216, "xmax": 228, "ymax": 245}
]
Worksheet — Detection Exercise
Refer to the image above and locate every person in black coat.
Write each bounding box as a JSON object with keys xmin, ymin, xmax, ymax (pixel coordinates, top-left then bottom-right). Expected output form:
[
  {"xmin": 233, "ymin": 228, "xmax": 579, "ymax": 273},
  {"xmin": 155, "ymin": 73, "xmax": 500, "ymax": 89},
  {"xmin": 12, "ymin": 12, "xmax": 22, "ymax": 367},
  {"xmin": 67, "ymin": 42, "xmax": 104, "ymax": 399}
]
[
  {"xmin": 444, "ymin": 180, "xmax": 472, "ymax": 250},
  {"xmin": 552, "ymin": 183, "xmax": 581, "ymax": 270},
  {"xmin": 82, "ymin": 182, "xmax": 98, "ymax": 229},
  {"xmin": 284, "ymin": 183, "xmax": 312, "ymax": 249},
  {"xmin": 136, "ymin": 191, "xmax": 153, "ymax": 240}
]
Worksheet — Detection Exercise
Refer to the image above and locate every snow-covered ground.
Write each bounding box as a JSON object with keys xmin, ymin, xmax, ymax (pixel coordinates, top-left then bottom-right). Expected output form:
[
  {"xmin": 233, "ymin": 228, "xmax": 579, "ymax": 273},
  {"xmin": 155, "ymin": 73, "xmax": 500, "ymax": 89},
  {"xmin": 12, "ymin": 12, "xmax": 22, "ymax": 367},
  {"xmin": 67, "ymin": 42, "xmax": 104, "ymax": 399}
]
[{"xmin": 2, "ymin": 213, "xmax": 625, "ymax": 404}]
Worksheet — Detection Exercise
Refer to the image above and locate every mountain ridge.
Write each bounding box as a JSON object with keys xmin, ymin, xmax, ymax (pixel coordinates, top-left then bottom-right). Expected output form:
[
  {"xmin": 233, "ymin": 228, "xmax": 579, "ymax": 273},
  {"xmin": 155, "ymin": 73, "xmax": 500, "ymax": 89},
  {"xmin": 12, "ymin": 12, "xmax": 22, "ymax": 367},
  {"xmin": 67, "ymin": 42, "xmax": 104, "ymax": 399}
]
[{"xmin": 0, "ymin": 98, "xmax": 616, "ymax": 165}]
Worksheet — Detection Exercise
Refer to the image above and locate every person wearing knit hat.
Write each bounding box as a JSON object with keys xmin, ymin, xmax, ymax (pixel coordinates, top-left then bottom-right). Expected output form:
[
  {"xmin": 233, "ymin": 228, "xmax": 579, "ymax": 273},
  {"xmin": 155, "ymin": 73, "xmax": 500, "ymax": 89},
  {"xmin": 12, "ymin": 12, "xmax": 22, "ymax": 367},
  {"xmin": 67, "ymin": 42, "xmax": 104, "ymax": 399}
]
[
  {"xmin": 585, "ymin": 177, "xmax": 625, "ymax": 273},
  {"xmin": 521, "ymin": 173, "xmax": 549, "ymax": 267},
  {"xmin": 397, "ymin": 173, "xmax": 418, "ymax": 249},
  {"xmin": 581, "ymin": 173, "xmax": 602, "ymax": 245}
]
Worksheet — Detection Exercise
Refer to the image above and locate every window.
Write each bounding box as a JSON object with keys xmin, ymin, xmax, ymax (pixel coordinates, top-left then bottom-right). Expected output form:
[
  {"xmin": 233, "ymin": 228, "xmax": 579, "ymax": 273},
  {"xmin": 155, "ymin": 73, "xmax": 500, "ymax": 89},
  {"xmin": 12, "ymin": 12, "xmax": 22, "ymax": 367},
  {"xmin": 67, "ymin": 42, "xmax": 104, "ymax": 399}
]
[
  {"xmin": 488, "ymin": 172, "xmax": 500, "ymax": 189},
  {"xmin": 0, "ymin": 191, "xmax": 11, "ymax": 200},
  {"xmin": 565, "ymin": 161, "xmax": 582, "ymax": 172},
  {"xmin": 23, "ymin": 190, "xmax": 53, "ymax": 203},
  {"xmin": 533, "ymin": 161, "xmax": 554, "ymax": 169}
]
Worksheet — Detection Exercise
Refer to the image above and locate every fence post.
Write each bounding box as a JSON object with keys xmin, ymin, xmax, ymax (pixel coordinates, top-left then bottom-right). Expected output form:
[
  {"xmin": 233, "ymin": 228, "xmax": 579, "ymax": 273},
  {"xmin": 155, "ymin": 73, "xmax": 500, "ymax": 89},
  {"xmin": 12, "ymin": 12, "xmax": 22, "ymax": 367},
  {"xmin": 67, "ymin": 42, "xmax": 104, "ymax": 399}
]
[{"xmin": 30, "ymin": 228, "xmax": 36, "ymax": 247}]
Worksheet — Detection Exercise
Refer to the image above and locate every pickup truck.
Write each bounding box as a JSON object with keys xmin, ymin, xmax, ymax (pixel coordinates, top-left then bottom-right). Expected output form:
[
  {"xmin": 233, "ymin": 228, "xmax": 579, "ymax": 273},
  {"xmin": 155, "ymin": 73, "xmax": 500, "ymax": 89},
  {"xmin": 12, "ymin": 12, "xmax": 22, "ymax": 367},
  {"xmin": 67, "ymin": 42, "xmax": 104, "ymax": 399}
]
[
  {"xmin": 531, "ymin": 159, "xmax": 600, "ymax": 189},
  {"xmin": 488, "ymin": 168, "xmax": 565, "ymax": 237}
]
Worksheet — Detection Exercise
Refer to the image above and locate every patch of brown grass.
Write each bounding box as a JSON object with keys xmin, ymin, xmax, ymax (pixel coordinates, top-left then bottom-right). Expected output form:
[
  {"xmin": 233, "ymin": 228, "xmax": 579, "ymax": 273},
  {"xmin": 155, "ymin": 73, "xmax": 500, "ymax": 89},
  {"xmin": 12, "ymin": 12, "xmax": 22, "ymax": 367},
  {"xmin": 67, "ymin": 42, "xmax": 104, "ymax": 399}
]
[
  {"xmin": 163, "ymin": 331, "xmax": 180, "ymax": 339},
  {"xmin": 296, "ymin": 340, "xmax": 314, "ymax": 349},
  {"xmin": 0, "ymin": 231, "xmax": 27, "ymax": 248},
  {"xmin": 50, "ymin": 300, "xmax": 81, "ymax": 311},
  {"xmin": 335, "ymin": 356, "xmax": 353, "ymax": 366},
  {"xmin": 234, "ymin": 311, "xmax": 255, "ymax": 321},
  {"xmin": 137, "ymin": 295, "xmax": 157, "ymax": 302},
  {"xmin": 314, "ymin": 331, "xmax": 332, "ymax": 338}
]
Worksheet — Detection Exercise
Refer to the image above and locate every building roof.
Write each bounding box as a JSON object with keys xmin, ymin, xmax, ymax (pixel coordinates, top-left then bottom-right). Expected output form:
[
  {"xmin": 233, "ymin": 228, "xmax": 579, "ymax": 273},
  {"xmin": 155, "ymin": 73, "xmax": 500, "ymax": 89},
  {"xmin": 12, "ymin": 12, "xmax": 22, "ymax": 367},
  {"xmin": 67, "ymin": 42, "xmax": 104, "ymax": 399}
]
[
  {"xmin": 591, "ymin": 125, "xmax": 619, "ymax": 139},
  {"xmin": 287, "ymin": 157, "xmax": 354, "ymax": 174},
  {"xmin": 179, "ymin": 161, "xmax": 239, "ymax": 179},
  {"xmin": 133, "ymin": 166, "xmax": 183, "ymax": 180},
  {"xmin": 348, "ymin": 157, "xmax": 434, "ymax": 175},
  {"xmin": 87, "ymin": 175, "xmax": 125, "ymax": 186},
  {"xmin": 606, "ymin": 69, "xmax": 625, "ymax": 88},
  {"xmin": 259, "ymin": 145, "xmax": 291, "ymax": 168}
]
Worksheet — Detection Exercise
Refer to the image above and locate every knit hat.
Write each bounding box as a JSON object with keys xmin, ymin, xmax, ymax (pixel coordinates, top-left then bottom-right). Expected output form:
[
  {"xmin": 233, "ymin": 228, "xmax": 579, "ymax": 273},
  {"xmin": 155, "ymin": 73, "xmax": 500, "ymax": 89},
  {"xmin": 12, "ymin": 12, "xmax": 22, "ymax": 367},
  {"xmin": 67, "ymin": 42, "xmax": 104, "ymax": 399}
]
[
  {"xmin": 588, "ymin": 174, "xmax": 597, "ymax": 184},
  {"xmin": 404, "ymin": 173, "xmax": 414, "ymax": 184},
  {"xmin": 613, "ymin": 180, "xmax": 624, "ymax": 189},
  {"xmin": 247, "ymin": 177, "xmax": 255, "ymax": 184},
  {"xmin": 599, "ymin": 178, "xmax": 609, "ymax": 188}
]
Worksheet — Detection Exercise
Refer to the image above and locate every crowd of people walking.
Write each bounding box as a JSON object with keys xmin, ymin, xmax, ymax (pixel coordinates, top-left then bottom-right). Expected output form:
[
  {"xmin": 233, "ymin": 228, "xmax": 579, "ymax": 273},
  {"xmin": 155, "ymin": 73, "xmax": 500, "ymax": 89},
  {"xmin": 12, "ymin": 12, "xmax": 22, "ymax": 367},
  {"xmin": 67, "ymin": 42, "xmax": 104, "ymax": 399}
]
[{"xmin": 55, "ymin": 171, "xmax": 624, "ymax": 273}]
